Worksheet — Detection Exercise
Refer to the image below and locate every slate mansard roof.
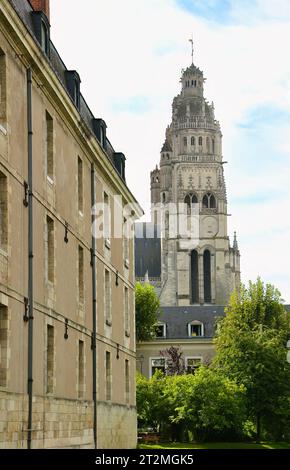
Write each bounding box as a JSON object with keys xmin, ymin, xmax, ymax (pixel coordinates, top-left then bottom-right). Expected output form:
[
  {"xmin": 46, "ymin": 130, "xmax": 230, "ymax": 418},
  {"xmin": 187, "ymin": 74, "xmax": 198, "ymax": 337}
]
[
  {"xmin": 158, "ymin": 304, "xmax": 290, "ymax": 341},
  {"xmin": 158, "ymin": 305, "xmax": 225, "ymax": 340}
]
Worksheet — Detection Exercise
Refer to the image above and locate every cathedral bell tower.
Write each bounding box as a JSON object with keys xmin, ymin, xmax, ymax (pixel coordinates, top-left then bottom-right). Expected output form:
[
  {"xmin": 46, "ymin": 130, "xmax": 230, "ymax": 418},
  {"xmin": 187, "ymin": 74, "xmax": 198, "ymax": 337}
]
[{"xmin": 150, "ymin": 60, "xmax": 240, "ymax": 306}]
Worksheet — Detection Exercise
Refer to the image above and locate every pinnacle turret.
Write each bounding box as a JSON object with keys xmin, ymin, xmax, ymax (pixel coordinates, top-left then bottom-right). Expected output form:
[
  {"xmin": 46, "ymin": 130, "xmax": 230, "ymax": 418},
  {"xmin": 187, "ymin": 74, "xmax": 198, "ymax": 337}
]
[{"xmin": 233, "ymin": 232, "xmax": 239, "ymax": 251}]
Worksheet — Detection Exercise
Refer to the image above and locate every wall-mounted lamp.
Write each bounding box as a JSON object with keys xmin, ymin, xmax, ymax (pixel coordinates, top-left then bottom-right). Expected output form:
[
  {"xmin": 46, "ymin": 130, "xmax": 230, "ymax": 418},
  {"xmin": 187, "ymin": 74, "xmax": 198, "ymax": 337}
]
[
  {"xmin": 64, "ymin": 222, "xmax": 69, "ymax": 244},
  {"xmin": 23, "ymin": 297, "xmax": 29, "ymax": 322},
  {"xmin": 64, "ymin": 318, "xmax": 69, "ymax": 339}
]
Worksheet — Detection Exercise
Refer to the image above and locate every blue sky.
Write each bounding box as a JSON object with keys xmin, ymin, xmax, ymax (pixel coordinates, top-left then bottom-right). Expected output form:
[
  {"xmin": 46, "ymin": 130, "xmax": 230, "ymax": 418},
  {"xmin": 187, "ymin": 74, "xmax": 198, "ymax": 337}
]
[
  {"xmin": 175, "ymin": 0, "xmax": 290, "ymax": 24},
  {"xmin": 50, "ymin": 0, "xmax": 290, "ymax": 302},
  {"xmin": 175, "ymin": 0, "xmax": 235, "ymax": 23}
]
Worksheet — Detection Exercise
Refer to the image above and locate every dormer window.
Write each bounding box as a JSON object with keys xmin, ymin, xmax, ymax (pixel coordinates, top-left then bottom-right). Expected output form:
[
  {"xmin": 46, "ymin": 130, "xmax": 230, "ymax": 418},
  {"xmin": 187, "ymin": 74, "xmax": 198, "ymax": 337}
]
[
  {"xmin": 31, "ymin": 12, "xmax": 50, "ymax": 57},
  {"xmin": 113, "ymin": 153, "xmax": 126, "ymax": 181},
  {"xmin": 155, "ymin": 322, "xmax": 166, "ymax": 338},
  {"xmin": 65, "ymin": 71, "xmax": 81, "ymax": 110},
  {"xmin": 41, "ymin": 21, "xmax": 49, "ymax": 54},
  {"xmin": 73, "ymin": 81, "xmax": 80, "ymax": 109},
  {"xmin": 93, "ymin": 119, "xmax": 107, "ymax": 150},
  {"xmin": 100, "ymin": 126, "xmax": 104, "ymax": 147},
  {"xmin": 188, "ymin": 321, "xmax": 204, "ymax": 337}
]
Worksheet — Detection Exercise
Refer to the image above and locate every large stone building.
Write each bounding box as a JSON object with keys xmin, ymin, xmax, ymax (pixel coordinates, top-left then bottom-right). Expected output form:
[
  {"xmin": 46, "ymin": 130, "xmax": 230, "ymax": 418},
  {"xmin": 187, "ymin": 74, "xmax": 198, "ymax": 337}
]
[
  {"xmin": 0, "ymin": 0, "xmax": 142, "ymax": 448},
  {"xmin": 136, "ymin": 58, "xmax": 241, "ymax": 377}
]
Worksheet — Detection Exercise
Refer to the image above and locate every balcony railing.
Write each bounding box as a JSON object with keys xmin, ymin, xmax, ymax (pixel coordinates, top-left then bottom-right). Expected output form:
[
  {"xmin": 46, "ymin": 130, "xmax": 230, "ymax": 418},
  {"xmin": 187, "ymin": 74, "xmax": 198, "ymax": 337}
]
[
  {"xmin": 173, "ymin": 117, "xmax": 220, "ymax": 131},
  {"xmin": 176, "ymin": 154, "xmax": 217, "ymax": 163}
]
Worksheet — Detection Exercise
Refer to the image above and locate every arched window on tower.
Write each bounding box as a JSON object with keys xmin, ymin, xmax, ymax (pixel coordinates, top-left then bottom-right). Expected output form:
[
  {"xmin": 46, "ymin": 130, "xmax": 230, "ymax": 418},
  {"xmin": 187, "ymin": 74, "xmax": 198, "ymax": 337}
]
[
  {"xmin": 191, "ymin": 136, "xmax": 195, "ymax": 147},
  {"xmin": 198, "ymin": 136, "xmax": 203, "ymax": 147},
  {"xmin": 206, "ymin": 137, "xmax": 210, "ymax": 153},
  {"xmin": 184, "ymin": 194, "xmax": 191, "ymax": 215},
  {"xmin": 162, "ymin": 192, "xmax": 166, "ymax": 203},
  {"xmin": 203, "ymin": 250, "xmax": 212, "ymax": 303},
  {"xmin": 183, "ymin": 137, "xmax": 187, "ymax": 148},
  {"xmin": 191, "ymin": 250, "xmax": 199, "ymax": 304},
  {"xmin": 184, "ymin": 193, "xmax": 198, "ymax": 215},
  {"xmin": 202, "ymin": 193, "xmax": 216, "ymax": 209},
  {"xmin": 212, "ymin": 139, "xmax": 215, "ymax": 154}
]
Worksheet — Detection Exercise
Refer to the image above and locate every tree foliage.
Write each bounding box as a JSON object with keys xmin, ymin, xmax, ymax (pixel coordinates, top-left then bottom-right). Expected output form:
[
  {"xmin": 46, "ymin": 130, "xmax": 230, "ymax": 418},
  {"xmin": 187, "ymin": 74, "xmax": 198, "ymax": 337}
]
[
  {"xmin": 214, "ymin": 278, "xmax": 290, "ymax": 440},
  {"xmin": 135, "ymin": 282, "xmax": 161, "ymax": 341},
  {"xmin": 137, "ymin": 368, "xmax": 246, "ymax": 442},
  {"xmin": 136, "ymin": 279, "xmax": 290, "ymax": 443}
]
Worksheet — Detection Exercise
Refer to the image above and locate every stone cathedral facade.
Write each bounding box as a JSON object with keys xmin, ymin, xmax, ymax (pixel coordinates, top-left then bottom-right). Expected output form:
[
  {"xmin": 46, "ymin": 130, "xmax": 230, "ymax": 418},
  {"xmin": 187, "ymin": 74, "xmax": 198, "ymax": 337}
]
[
  {"xmin": 151, "ymin": 62, "xmax": 240, "ymax": 306},
  {"xmin": 136, "ymin": 61, "xmax": 241, "ymax": 378}
]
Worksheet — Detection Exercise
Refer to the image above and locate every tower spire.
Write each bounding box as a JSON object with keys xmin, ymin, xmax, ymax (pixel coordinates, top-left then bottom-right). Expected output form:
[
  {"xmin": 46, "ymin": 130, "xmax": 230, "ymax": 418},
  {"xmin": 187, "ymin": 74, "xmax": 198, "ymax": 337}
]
[
  {"xmin": 189, "ymin": 35, "xmax": 194, "ymax": 64},
  {"xmin": 233, "ymin": 231, "xmax": 239, "ymax": 251}
]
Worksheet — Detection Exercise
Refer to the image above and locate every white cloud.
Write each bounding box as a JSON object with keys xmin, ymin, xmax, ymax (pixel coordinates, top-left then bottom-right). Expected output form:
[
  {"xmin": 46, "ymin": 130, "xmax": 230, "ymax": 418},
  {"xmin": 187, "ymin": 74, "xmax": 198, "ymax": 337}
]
[{"xmin": 50, "ymin": 0, "xmax": 290, "ymax": 302}]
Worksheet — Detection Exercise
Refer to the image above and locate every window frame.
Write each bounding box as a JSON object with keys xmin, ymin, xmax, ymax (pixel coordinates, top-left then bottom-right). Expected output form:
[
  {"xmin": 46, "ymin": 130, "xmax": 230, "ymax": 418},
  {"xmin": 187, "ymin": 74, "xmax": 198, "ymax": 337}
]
[
  {"xmin": 149, "ymin": 357, "xmax": 166, "ymax": 378},
  {"xmin": 187, "ymin": 321, "xmax": 204, "ymax": 337},
  {"xmin": 154, "ymin": 322, "xmax": 166, "ymax": 339},
  {"xmin": 202, "ymin": 192, "xmax": 216, "ymax": 210},
  {"xmin": 104, "ymin": 268, "xmax": 112, "ymax": 326},
  {"xmin": 41, "ymin": 20, "xmax": 49, "ymax": 55},
  {"xmin": 103, "ymin": 191, "xmax": 111, "ymax": 248},
  {"xmin": 77, "ymin": 156, "xmax": 84, "ymax": 216},
  {"xmin": 185, "ymin": 356, "xmax": 202, "ymax": 374}
]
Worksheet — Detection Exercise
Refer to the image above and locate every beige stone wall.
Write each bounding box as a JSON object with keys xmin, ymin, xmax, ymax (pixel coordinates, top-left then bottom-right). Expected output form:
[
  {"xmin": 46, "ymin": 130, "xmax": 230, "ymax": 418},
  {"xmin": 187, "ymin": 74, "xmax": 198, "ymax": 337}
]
[
  {"xmin": 97, "ymin": 402, "xmax": 137, "ymax": 449},
  {"xmin": 0, "ymin": 0, "xmax": 141, "ymax": 449},
  {"xmin": 137, "ymin": 340, "xmax": 215, "ymax": 378},
  {"xmin": 0, "ymin": 392, "xmax": 94, "ymax": 449}
]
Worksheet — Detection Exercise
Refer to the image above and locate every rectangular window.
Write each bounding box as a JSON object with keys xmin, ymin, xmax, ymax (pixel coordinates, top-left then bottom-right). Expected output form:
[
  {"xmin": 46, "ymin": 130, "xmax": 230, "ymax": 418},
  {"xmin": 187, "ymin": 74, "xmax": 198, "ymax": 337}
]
[
  {"xmin": 46, "ymin": 325, "xmax": 54, "ymax": 394},
  {"xmin": 123, "ymin": 218, "xmax": 129, "ymax": 266},
  {"xmin": 105, "ymin": 351, "xmax": 112, "ymax": 401},
  {"xmin": 124, "ymin": 286, "xmax": 129, "ymax": 334},
  {"xmin": 78, "ymin": 157, "xmax": 83, "ymax": 214},
  {"xmin": 125, "ymin": 359, "xmax": 129, "ymax": 404},
  {"xmin": 0, "ymin": 305, "xmax": 8, "ymax": 387},
  {"xmin": 151, "ymin": 358, "xmax": 166, "ymax": 377},
  {"xmin": 155, "ymin": 323, "xmax": 166, "ymax": 338},
  {"xmin": 188, "ymin": 322, "xmax": 203, "ymax": 337},
  {"xmin": 105, "ymin": 269, "xmax": 111, "ymax": 325},
  {"xmin": 78, "ymin": 340, "xmax": 85, "ymax": 399},
  {"xmin": 0, "ymin": 50, "xmax": 6, "ymax": 122},
  {"xmin": 46, "ymin": 216, "xmax": 54, "ymax": 283},
  {"xmin": 46, "ymin": 111, "xmax": 53, "ymax": 181},
  {"xmin": 0, "ymin": 171, "xmax": 8, "ymax": 251},
  {"xmin": 103, "ymin": 192, "xmax": 110, "ymax": 243},
  {"xmin": 186, "ymin": 357, "xmax": 202, "ymax": 374},
  {"xmin": 78, "ymin": 245, "xmax": 84, "ymax": 305}
]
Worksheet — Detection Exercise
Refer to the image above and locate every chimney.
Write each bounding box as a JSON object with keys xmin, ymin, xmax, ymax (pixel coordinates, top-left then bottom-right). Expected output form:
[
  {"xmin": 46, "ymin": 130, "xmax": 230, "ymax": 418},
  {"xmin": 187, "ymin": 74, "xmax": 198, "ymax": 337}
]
[{"xmin": 30, "ymin": 0, "xmax": 50, "ymax": 20}]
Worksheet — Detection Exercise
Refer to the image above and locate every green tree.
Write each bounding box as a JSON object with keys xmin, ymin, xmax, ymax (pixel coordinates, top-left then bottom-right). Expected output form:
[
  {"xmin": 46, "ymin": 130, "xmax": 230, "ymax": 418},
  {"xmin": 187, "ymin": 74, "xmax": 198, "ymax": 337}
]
[
  {"xmin": 136, "ymin": 368, "xmax": 246, "ymax": 442},
  {"xmin": 136, "ymin": 371, "xmax": 169, "ymax": 431},
  {"xmin": 135, "ymin": 282, "xmax": 160, "ymax": 341},
  {"xmin": 214, "ymin": 278, "xmax": 290, "ymax": 441}
]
